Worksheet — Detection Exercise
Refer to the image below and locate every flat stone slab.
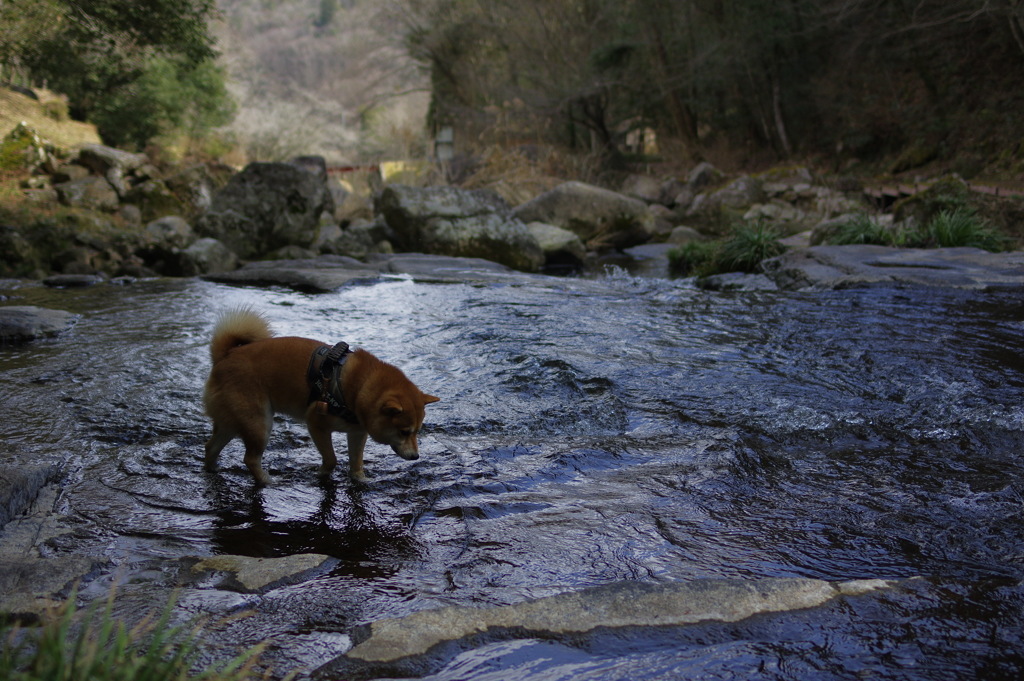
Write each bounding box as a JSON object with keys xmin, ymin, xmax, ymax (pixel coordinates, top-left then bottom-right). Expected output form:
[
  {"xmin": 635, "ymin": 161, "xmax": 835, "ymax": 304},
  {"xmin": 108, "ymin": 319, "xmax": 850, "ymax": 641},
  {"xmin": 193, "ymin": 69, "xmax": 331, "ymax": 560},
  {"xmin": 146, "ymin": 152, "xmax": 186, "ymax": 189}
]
[
  {"xmin": 202, "ymin": 256, "xmax": 380, "ymax": 292},
  {"xmin": 43, "ymin": 274, "xmax": 104, "ymax": 288},
  {"xmin": 763, "ymin": 245, "xmax": 1024, "ymax": 290},
  {"xmin": 203, "ymin": 253, "xmax": 523, "ymax": 290},
  {"xmin": 0, "ymin": 305, "xmax": 79, "ymax": 343},
  {"xmin": 189, "ymin": 553, "xmax": 334, "ymax": 593},
  {"xmin": 373, "ymin": 253, "xmax": 515, "ymax": 279},
  {"xmin": 319, "ymin": 577, "xmax": 894, "ymax": 675}
]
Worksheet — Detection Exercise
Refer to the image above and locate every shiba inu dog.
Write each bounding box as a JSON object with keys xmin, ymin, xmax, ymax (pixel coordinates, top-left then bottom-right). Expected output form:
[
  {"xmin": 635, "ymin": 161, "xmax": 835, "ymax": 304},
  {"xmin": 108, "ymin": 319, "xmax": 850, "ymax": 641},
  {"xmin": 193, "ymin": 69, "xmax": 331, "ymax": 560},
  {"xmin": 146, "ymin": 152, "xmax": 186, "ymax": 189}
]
[{"xmin": 203, "ymin": 307, "xmax": 439, "ymax": 485}]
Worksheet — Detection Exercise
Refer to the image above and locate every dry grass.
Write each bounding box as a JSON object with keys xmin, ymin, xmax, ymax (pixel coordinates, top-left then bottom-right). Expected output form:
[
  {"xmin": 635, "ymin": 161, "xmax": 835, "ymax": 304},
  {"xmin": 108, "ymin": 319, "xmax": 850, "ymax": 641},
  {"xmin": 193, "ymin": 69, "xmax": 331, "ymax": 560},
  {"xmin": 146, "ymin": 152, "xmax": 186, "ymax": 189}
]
[
  {"xmin": 1, "ymin": 87, "xmax": 101, "ymax": 151},
  {"xmin": 457, "ymin": 145, "xmax": 597, "ymax": 206}
]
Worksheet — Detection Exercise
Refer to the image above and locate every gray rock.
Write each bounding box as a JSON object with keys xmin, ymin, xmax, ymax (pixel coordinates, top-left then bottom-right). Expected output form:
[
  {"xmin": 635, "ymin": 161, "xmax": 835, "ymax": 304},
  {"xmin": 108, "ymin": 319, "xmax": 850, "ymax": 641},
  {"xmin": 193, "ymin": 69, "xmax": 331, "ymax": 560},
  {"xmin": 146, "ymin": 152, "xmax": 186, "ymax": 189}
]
[
  {"xmin": 75, "ymin": 143, "xmax": 149, "ymax": 197},
  {"xmin": 513, "ymin": 181, "xmax": 655, "ymax": 250},
  {"xmin": 0, "ymin": 306, "xmax": 78, "ymax": 343},
  {"xmin": 334, "ymin": 578, "xmax": 893, "ymax": 667},
  {"xmin": 667, "ymin": 225, "xmax": 707, "ymax": 246},
  {"xmin": 145, "ymin": 216, "xmax": 194, "ymax": 250},
  {"xmin": 620, "ymin": 174, "xmax": 664, "ymax": 203},
  {"xmin": 708, "ymin": 175, "xmax": 765, "ymax": 210},
  {"xmin": 54, "ymin": 176, "xmax": 120, "ymax": 212},
  {"xmin": 178, "ymin": 238, "xmax": 239, "ymax": 276},
  {"xmin": 51, "ymin": 163, "xmax": 90, "ymax": 184},
  {"xmin": 378, "ymin": 184, "xmax": 544, "ymax": 271},
  {"xmin": 762, "ymin": 245, "xmax": 1024, "ymax": 291},
  {"xmin": 318, "ymin": 221, "xmax": 383, "ymax": 259},
  {"xmin": 526, "ymin": 221, "xmax": 586, "ymax": 265},
  {"xmin": 196, "ymin": 161, "xmax": 333, "ymax": 259},
  {"xmin": 687, "ymin": 161, "xmax": 725, "ymax": 190}
]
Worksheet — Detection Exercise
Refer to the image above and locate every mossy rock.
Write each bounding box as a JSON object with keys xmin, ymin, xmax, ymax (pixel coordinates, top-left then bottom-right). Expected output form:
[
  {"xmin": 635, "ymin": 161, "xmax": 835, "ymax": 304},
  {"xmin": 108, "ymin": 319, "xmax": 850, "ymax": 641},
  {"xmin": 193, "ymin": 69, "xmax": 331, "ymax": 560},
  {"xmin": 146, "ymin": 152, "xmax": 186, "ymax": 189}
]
[
  {"xmin": 123, "ymin": 179, "xmax": 187, "ymax": 223},
  {"xmin": 0, "ymin": 123, "xmax": 50, "ymax": 171}
]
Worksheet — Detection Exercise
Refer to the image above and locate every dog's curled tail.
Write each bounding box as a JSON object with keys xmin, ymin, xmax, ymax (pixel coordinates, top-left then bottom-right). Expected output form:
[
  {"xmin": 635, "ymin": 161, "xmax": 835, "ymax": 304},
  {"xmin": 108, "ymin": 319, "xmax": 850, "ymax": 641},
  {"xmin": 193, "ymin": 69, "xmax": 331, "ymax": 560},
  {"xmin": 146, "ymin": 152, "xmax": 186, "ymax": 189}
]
[{"xmin": 209, "ymin": 307, "xmax": 273, "ymax": 364}]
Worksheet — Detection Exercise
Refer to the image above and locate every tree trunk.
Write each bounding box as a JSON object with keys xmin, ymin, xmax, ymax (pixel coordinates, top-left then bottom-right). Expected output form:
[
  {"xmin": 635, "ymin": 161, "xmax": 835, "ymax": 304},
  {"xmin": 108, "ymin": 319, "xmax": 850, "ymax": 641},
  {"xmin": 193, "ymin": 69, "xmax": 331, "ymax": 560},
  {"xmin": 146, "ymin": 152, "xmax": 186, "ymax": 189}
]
[{"xmin": 772, "ymin": 78, "xmax": 794, "ymax": 157}]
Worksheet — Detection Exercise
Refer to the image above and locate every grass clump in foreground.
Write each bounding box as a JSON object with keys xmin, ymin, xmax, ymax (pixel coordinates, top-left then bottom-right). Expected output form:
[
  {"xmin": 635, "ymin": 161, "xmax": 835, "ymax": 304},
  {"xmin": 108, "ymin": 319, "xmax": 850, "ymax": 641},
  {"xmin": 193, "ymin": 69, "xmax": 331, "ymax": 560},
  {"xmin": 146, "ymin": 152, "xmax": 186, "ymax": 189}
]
[
  {"xmin": 0, "ymin": 589, "xmax": 270, "ymax": 681},
  {"xmin": 669, "ymin": 222, "xmax": 786, "ymax": 278}
]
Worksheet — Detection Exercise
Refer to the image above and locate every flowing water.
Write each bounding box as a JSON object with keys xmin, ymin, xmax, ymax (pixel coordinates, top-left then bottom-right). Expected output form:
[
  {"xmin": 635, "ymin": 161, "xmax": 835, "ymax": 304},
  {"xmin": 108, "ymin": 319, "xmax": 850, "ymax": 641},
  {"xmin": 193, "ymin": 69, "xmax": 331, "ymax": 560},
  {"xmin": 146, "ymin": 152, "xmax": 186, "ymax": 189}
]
[{"xmin": 2, "ymin": 269, "xmax": 1024, "ymax": 679}]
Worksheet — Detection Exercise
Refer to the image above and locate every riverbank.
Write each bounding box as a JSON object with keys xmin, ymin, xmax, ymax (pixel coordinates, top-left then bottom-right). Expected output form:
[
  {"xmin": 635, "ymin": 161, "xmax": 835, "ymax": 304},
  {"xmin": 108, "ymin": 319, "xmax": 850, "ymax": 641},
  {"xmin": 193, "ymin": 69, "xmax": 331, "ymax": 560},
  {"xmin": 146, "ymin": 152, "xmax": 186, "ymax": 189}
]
[{"xmin": 3, "ymin": 139, "xmax": 1024, "ymax": 287}]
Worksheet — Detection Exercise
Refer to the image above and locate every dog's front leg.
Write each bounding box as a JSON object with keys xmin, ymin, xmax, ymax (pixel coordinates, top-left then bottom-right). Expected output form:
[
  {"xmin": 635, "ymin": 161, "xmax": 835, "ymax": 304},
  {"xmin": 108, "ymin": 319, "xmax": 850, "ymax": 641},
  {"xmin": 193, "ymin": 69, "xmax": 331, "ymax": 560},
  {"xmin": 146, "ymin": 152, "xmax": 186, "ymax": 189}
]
[
  {"xmin": 347, "ymin": 430, "xmax": 369, "ymax": 482},
  {"xmin": 306, "ymin": 410, "xmax": 338, "ymax": 478}
]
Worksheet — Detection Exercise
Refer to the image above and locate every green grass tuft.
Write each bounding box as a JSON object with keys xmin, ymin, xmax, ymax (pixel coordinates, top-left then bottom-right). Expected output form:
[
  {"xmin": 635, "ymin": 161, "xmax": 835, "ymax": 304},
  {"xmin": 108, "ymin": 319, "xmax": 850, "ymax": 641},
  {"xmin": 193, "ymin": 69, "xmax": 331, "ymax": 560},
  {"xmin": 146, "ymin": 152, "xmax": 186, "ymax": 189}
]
[
  {"xmin": 0, "ymin": 588, "xmax": 269, "ymax": 681},
  {"xmin": 914, "ymin": 207, "xmax": 1006, "ymax": 251},
  {"xmin": 718, "ymin": 223, "xmax": 786, "ymax": 272},
  {"xmin": 826, "ymin": 213, "xmax": 901, "ymax": 246},
  {"xmin": 668, "ymin": 222, "xmax": 786, "ymax": 278}
]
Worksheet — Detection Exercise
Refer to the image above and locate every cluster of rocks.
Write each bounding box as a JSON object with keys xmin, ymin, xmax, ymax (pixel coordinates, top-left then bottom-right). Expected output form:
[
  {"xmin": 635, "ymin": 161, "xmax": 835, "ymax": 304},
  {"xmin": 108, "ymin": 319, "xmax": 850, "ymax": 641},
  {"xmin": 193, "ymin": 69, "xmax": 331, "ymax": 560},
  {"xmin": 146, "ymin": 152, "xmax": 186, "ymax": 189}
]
[
  {"xmin": 7, "ymin": 127, "xmax": 1022, "ymax": 291},
  {"xmin": 5, "ymin": 130, "xmax": 886, "ymax": 281},
  {"xmin": 618, "ymin": 162, "xmax": 865, "ymax": 247}
]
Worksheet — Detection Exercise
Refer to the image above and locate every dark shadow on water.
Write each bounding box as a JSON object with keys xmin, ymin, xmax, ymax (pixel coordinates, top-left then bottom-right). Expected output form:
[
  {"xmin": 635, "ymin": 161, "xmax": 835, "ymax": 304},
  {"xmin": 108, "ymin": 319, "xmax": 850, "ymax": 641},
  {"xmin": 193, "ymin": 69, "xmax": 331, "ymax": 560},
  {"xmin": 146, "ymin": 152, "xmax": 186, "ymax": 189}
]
[{"xmin": 207, "ymin": 474, "xmax": 418, "ymax": 579}]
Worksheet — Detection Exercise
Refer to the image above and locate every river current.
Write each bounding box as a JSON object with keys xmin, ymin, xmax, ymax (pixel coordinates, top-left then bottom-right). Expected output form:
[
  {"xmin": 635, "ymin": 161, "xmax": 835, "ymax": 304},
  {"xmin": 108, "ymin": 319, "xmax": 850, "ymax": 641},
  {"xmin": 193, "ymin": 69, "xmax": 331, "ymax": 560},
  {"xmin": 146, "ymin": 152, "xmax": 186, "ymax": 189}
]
[{"xmin": 2, "ymin": 269, "xmax": 1023, "ymax": 679}]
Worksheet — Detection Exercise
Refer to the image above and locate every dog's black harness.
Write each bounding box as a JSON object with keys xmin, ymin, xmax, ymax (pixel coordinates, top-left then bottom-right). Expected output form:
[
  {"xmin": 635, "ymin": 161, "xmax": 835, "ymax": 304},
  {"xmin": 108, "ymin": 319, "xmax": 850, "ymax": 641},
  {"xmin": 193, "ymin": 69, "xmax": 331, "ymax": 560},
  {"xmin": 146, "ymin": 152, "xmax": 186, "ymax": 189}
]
[{"xmin": 307, "ymin": 341, "xmax": 358, "ymax": 423}]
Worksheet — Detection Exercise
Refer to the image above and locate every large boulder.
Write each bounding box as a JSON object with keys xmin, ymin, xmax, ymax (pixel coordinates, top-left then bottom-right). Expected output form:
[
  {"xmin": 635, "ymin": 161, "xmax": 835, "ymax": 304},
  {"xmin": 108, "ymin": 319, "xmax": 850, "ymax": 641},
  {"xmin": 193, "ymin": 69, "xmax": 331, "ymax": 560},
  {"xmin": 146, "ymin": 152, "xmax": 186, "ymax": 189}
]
[
  {"xmin": 512, "ymin": 181, "xmax": 656, "ymax": 250},
  {"xmin": 195, "ymin": 160, "xmax": 333, "ymax": 260},
  {"xmin": 376, "ymin": 184, "xmax": 544, "ymax": 271}
]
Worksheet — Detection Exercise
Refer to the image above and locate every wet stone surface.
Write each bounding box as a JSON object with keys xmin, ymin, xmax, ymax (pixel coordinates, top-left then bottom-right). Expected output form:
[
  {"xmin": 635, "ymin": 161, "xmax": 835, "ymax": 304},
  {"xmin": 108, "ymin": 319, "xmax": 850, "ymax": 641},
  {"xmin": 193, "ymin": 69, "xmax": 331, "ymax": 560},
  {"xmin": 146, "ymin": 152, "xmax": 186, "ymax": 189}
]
[{"xmin": 1, "ymin": 261, "xmax": 1024, "ymax": 679}]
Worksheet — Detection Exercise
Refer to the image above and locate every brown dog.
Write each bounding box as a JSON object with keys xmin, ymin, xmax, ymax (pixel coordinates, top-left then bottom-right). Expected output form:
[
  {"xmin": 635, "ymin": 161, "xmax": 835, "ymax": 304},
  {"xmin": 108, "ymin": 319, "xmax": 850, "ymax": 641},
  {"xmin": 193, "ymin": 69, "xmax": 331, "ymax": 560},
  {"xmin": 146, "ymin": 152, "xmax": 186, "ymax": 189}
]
[{"xmin": 203, "ymin": 307, "xmax": 439, "ymax": 485}]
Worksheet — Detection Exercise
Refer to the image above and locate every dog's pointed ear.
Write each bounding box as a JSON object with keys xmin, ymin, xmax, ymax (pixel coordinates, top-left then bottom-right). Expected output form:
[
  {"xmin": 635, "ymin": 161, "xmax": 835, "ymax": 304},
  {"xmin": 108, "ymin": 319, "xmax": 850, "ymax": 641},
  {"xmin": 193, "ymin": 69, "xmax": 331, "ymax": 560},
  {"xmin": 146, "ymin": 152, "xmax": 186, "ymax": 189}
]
[
  {"xmin": 422, "ymin": 393, "xmax": 440, "ymax": 405},
  {"xmin": 381, "ymin": 399, "xmax": 404, "ymax": 416}
]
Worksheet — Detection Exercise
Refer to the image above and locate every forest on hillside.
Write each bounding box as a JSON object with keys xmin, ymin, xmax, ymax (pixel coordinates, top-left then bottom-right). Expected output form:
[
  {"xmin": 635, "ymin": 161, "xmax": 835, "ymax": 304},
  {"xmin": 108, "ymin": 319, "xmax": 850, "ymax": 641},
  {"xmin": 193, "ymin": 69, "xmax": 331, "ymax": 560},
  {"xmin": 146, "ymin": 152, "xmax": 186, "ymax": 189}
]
[
  {"xmin": 404, "ymin": 0, "xmax": 1024, "ymax": 177},
  {"xmin": 2, "ymin": 0, "xmax": 1023, "ymax": 178}
]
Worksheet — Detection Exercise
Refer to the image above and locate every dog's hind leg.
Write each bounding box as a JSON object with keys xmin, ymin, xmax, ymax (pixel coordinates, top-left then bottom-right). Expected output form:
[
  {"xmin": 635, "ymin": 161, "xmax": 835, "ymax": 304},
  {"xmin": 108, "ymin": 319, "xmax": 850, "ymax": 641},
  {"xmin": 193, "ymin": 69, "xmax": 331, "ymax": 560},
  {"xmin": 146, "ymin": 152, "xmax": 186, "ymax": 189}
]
[
  {"xmin": 204, "ymin": 423, "xmax": 234, "ymax": 472},
  {"xmin": 241, "ymin": 426, "xmax": 271, "ymax": 486}
]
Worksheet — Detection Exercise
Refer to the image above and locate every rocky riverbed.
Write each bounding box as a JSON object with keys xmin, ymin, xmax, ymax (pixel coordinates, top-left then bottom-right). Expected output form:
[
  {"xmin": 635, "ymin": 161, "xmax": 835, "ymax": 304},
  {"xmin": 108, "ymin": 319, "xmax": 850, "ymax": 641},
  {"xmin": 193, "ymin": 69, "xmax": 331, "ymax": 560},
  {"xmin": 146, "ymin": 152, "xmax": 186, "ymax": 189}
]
[{"xmin": 2, "ymin": 251, "xmax": 1024, "ymax": 680}]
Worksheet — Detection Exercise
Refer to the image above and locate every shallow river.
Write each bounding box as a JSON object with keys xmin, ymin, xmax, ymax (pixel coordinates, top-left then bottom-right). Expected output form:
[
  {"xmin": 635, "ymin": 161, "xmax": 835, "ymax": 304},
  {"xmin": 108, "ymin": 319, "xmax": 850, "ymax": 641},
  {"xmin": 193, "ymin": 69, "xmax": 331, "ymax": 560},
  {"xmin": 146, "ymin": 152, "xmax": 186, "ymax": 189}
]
[{"xmin": 2, "ymin": 268, "xmax": 1024, "ymax": 679}]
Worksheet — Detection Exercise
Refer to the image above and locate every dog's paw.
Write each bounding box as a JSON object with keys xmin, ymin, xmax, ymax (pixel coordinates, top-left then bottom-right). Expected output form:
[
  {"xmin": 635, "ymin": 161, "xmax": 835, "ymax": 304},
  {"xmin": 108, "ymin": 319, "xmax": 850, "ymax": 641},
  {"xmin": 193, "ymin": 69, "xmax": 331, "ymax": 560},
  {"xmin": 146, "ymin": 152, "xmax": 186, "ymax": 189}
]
[{"xmin": 349, "ymin": 469, "xmax": 371, "ymax": 484}]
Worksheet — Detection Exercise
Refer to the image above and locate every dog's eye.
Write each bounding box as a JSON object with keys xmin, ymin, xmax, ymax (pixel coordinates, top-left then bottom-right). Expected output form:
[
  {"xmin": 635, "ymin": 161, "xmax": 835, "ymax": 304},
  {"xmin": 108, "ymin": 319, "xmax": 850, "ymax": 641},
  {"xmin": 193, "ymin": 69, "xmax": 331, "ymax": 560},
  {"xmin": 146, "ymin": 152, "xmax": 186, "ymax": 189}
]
[{"xmin": 400, "ymin": 429, "xmax": 414, "ymax": 437}]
